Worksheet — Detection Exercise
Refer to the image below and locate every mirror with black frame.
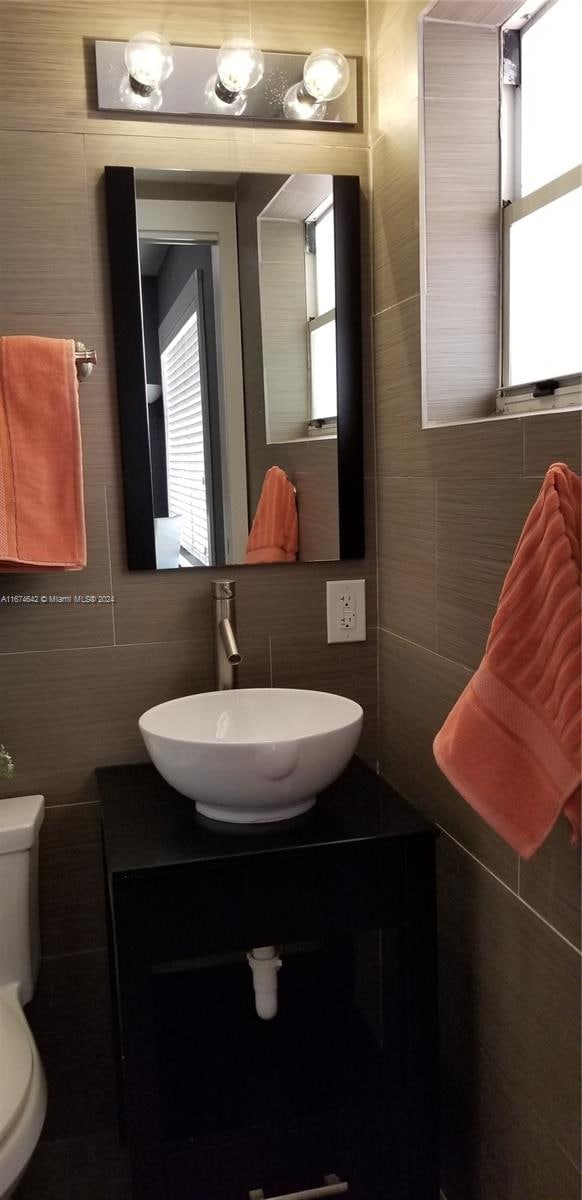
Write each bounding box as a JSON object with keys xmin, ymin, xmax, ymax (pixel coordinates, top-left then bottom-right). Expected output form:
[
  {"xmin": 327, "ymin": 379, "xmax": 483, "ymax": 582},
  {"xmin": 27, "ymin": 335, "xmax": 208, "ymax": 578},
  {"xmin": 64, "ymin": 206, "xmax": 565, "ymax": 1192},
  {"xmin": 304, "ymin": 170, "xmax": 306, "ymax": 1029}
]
[{"xmin": 105, "ymin": 167, "xmax": 363, "ymax": 570}]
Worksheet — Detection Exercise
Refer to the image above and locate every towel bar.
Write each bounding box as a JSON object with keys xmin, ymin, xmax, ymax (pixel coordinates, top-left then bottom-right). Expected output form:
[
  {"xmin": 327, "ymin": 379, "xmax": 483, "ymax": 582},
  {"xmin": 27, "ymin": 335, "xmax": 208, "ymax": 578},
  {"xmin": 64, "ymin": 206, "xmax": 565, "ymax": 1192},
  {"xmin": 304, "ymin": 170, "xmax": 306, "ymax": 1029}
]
[{"xmin": 74, "ymin": 340, "xmax": 97, "ymax": 381}]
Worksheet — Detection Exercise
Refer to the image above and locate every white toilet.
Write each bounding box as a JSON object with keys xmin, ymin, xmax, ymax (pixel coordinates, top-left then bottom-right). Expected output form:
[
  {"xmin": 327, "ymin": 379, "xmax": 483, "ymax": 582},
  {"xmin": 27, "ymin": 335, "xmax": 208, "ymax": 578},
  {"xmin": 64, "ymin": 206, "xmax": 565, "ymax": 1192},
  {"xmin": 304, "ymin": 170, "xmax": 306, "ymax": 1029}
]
[{"xmin": 0, "ymin": 795, "xmax": 47, "ymax": 1198}]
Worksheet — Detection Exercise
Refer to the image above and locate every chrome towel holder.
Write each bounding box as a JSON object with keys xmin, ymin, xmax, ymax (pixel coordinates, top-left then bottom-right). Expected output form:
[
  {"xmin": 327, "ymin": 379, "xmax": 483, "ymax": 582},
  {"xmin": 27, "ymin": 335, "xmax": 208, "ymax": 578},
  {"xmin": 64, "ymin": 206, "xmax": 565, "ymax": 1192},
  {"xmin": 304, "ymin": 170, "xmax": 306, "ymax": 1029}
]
[{"xmin": 74, "ymin": 340, "xmax": 97, "ymax": 382}]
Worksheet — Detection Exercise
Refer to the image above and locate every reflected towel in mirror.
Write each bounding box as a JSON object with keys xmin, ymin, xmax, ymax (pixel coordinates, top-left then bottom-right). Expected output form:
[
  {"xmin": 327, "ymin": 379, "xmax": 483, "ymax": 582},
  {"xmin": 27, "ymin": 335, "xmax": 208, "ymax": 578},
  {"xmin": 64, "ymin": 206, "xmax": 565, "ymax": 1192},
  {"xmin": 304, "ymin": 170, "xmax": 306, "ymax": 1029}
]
[{"xmin": 245, "ymin": 466, "xmax": 298, "ymax": 564}]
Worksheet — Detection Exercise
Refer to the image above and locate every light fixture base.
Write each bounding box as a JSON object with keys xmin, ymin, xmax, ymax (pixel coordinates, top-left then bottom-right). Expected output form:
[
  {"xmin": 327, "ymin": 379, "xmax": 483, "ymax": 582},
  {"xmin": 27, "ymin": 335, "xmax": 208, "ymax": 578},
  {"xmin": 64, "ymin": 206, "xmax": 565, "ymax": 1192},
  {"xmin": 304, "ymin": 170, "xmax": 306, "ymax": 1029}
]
[{"xmin": 128, "ymin": 75, "xmax": 156, "ymax": 98}]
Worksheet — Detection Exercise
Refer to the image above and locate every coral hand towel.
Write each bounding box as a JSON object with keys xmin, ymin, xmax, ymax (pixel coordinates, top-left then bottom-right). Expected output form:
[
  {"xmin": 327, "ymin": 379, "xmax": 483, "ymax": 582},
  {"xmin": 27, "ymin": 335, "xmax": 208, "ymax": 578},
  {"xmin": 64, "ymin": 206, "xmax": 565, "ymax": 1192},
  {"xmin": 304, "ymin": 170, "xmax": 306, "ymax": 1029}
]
[
  {"xmin": 245, "ymin": 466, "xmax": 298, "ymax": 565},
  {"xmin": 0, "ymin": 336, "xmax": 86, "ymax": 571},
  {"xmin": 434, "ymin": 463, "xmax": 581, "ymax": 859}
]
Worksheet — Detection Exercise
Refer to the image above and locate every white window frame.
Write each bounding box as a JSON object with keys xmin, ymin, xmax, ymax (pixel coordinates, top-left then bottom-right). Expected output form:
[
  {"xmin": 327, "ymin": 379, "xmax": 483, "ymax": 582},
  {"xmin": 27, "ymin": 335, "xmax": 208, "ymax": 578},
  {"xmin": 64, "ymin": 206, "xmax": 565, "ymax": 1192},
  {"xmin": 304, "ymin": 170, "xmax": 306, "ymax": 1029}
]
[
  {"xmin": 305, "ymin": 198, "xmax": 338, "ymax": 430},
  {"xmin": 498, "ymin": 0, "xmax": 582, "ymax": 415}
]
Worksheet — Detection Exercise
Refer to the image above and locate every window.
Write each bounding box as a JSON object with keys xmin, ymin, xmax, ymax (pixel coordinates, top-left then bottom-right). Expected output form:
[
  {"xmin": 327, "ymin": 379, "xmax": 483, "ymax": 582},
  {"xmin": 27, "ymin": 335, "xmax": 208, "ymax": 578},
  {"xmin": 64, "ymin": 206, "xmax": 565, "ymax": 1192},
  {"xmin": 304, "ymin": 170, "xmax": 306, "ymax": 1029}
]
[
  {"xmin": 305, "ymin": 199, "xmax": 337, "ymax": 426},
  {"xmin": 160, "ymin": 312, "xmax": 211, "ymax": 566},
  {"xmin": 500, "ymin": 0, "xmax": 582, "ymax": 411}
]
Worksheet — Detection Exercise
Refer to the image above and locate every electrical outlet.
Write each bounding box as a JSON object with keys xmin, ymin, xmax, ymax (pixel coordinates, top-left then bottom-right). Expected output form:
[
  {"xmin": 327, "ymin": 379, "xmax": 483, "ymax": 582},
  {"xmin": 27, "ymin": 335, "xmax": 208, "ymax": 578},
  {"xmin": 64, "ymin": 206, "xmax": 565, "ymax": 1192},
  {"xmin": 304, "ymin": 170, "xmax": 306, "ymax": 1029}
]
[{"xmin": 326, "ymin": 579, "xmax": 366, "ymax": 643}]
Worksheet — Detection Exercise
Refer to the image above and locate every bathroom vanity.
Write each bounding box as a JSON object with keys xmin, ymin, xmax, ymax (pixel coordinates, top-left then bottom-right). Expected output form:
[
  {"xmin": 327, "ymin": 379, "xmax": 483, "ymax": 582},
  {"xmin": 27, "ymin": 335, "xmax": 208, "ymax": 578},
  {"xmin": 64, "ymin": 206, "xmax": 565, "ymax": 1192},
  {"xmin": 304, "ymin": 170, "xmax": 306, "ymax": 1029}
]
[{"xmin": 99, "ymin": 757, "xmax": 438, "ymax": 1200}]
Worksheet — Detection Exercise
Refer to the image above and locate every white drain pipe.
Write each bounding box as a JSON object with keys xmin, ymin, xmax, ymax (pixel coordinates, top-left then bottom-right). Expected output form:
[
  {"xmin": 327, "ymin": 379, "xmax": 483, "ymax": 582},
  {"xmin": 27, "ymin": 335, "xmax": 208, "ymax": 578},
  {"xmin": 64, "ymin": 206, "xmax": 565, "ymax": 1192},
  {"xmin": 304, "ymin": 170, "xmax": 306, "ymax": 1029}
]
[{"xmin": 247, "ymin": 946, "xmax": 282, "ymax": 1020}]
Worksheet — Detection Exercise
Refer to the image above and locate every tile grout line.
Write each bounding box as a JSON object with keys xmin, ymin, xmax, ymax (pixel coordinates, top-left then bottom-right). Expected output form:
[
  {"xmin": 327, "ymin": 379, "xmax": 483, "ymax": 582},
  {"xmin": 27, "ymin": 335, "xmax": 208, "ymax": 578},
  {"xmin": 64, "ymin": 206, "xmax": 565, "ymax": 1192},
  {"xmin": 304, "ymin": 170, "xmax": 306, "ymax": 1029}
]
[
  {"xmin": 0, "ymin": 627, "xmax": 379, "ymax": 660},
  {"xmin": 43, "ymin": 799, "xmax": 98, "ymax": 812},
  {"xmin": 439, "ymin": 824, "xmax": 581, "ymax": 956},
  {"xmin": 0, "ymin": 638, "xmax": 206, "ymax": 657},
  {"xmin": 378, "ymin": 624, "xmax": 472, "ymax": 679},
  {"xmin": 373, "ymin": 292, "xmax": 421, "ymax": 320},
  {"xmin": 41, "ymin": 946, "xmax": 108, "ymax": 962},
  {"xmin": 365, "ymin": 0, "xmax": 381, "ymax": 777},
  {"xmin": 369, "ymin": 95, "xmax": 419, "ymax": 152},
  {"xmin": 434, "ymin": 477, "xmax": 439, "ymax": 654},
  {"xmin": 103, "ymin": 485, "xmax": 116, "ymax": 647}
]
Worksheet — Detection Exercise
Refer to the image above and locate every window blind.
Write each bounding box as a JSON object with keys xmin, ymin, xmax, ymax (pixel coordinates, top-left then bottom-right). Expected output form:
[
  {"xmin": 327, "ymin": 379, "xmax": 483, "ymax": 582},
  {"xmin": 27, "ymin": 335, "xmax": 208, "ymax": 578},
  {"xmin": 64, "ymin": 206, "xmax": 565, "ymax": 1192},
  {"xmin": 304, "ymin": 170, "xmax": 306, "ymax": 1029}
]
[{"xmin": 160, "ymin": 312, "xmax": 210, "ymax": 566}]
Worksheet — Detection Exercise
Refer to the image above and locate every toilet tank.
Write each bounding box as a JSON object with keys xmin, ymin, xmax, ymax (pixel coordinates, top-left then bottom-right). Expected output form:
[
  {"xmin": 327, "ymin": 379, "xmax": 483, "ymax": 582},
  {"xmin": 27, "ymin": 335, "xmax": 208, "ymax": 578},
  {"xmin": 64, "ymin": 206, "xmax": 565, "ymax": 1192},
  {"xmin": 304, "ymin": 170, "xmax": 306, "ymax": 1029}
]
[{"xmin": 0, "ymin": 795, "xmax": 44, "ymax": 1004}]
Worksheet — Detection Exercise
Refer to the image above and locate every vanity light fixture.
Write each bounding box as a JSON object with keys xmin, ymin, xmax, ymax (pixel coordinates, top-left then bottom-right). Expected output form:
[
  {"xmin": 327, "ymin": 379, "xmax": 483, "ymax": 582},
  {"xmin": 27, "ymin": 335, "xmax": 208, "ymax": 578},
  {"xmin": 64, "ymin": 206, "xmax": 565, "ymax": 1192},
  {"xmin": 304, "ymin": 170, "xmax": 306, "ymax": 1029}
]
[
  {"xmin": 283, "ymin": 46, "xmax": 350, "ymax": 121},
  {"xmin": 120, "ymin": 30, "xmax": 174, "ymax": 111},
  {"xmin": 98, "ymin": 37, "xmax": 357, "ymax": 125}
]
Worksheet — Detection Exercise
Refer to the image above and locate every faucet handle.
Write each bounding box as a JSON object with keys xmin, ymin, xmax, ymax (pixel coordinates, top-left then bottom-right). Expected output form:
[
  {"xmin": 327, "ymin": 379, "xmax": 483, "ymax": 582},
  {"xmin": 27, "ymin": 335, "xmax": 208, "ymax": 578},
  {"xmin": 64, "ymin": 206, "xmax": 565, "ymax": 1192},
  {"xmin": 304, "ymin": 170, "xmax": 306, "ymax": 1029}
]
[{"xmin": 211, "ymin": 580, "xmax": 236, "ymax": 600}]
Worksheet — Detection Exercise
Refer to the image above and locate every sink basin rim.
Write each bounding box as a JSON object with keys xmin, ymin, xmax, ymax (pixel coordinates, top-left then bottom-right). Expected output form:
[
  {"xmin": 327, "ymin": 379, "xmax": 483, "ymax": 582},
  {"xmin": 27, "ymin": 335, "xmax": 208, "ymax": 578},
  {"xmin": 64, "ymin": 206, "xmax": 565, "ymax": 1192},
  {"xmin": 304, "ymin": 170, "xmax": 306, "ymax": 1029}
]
[{"xmin": 139, "ymin": 688, "xmax": 363, "ymax": 748}]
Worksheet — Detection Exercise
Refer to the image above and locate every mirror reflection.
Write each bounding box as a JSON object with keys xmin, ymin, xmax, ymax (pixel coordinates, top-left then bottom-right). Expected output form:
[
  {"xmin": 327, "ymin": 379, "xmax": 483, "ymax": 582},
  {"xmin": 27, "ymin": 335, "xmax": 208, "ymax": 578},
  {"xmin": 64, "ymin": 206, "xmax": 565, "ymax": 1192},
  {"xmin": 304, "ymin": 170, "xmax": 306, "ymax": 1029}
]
[
  {"xmin": 102, "ymin": 166, "xmax": 360, "ymax": 568},
  {"xmin": 134, "ymin": 170, "xmax": 347, "ymax": 568}
]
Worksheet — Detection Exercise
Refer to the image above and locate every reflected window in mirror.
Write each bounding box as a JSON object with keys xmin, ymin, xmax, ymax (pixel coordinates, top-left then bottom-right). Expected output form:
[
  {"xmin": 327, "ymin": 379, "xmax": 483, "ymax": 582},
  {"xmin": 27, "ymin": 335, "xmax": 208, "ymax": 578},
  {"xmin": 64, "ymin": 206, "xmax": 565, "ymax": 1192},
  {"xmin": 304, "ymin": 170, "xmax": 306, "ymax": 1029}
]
[{"xmin": 306, "ymin": 197, "xmax": 337, "ymax": 432}]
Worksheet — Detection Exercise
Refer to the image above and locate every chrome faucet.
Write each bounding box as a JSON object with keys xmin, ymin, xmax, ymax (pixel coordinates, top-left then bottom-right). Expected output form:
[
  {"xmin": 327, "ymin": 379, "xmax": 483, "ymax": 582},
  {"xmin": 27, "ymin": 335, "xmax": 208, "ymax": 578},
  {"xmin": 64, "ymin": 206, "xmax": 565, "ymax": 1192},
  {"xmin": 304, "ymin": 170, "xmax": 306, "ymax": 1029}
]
[{"xmin": 211, "ymin": 580, "xmax": 242, "ymax": 690}]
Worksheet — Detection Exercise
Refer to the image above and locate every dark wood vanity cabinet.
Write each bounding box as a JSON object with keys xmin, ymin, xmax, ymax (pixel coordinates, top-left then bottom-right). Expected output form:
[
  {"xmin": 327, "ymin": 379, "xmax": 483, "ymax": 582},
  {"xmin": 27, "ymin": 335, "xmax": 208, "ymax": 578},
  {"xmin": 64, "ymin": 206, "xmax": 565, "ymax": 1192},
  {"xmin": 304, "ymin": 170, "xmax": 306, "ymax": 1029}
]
[{"xmin": 98, "ymin": 758, "xmax": 439, "ymax": 1200}]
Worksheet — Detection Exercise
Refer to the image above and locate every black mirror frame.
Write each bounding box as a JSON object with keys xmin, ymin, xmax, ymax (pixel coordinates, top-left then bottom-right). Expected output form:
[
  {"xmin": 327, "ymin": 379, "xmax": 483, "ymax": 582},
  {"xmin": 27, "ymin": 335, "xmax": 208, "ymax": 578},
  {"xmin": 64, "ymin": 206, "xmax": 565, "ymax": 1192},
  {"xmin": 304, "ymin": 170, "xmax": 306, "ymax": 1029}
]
[{"xmin": 104, "ymin": 166, "xmax": 364, "ymax": 570}]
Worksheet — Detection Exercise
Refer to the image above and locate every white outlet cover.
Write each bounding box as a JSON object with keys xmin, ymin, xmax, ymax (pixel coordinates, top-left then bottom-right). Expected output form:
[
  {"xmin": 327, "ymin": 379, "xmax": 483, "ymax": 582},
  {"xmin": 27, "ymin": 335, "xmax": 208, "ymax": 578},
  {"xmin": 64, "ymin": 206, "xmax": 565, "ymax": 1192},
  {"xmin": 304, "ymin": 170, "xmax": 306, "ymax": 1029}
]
[{"xmin": 326, "ymin": 579, "xmax": 366, "ymax": 643}]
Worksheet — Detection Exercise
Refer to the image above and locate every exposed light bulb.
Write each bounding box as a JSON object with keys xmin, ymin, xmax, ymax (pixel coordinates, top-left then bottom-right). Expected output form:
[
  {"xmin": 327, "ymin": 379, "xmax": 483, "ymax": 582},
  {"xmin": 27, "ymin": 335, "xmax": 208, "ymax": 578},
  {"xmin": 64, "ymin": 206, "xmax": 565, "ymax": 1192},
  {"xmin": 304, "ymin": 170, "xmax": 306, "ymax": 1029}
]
[
  {"xmin": 124, "ymin": 31, "xmax": 173, "ymax": 96},
  {"xmin": 283, "ymin": 82, "xmax": 327, "ymax": 121},
  {"xmin": 216, "ymin": 37, "xmax": 264, "ymax": 99},
  {"xmin": 204, "ymin": 73, "xmax": 247, "ymax": 117},
  {"xmin": 303, "ymin": 47, "xmax": 350, "ymax": 102},
  {"xmin": 119, "ymin": 74, "xmax": 164, "ymax": 111}
]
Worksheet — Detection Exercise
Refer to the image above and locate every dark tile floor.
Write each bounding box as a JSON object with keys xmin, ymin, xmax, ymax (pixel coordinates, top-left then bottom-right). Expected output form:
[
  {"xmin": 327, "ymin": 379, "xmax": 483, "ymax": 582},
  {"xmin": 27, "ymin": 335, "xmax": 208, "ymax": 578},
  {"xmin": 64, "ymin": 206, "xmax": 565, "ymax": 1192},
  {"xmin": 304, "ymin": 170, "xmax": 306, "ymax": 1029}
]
[
  {"xmin": 15, "ymin": 951, "xmax": 129, "ymax": 1199},
  {"xmin": 15, "ymin": 1133, "xmax": 130, "ymax": 1200}
]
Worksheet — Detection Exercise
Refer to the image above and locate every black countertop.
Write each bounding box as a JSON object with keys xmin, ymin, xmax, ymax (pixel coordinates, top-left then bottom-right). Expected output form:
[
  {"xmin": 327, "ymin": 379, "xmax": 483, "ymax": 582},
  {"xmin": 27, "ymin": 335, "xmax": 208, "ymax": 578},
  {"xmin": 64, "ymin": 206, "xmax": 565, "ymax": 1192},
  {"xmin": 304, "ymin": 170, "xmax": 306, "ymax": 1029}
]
[{"xmin": 98, "ymin": 756, "xmax": 434, "ymax": 879}]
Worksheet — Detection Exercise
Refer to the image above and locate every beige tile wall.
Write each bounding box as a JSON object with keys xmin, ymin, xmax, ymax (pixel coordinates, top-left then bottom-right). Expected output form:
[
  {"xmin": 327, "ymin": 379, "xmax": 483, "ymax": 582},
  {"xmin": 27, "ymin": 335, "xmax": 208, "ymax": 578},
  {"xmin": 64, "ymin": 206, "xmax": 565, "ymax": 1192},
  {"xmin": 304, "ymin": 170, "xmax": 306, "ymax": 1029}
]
[
  {"xmin": 369, "ymin": 2, "xmax": 581, "ymax": 1196},
  {"xmin": 0, "ymin": 0, "xmax": 375, "ymax": 1060}
]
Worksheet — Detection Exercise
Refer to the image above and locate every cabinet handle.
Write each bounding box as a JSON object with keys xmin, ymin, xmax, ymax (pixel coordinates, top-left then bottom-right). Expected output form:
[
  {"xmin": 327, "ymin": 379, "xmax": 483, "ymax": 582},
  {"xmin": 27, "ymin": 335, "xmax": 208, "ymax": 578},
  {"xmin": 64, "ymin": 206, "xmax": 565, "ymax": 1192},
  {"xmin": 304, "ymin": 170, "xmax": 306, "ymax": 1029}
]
[{"xmin": 249, "ymin": 1175, "xmax": 348, "ymax": 1200}]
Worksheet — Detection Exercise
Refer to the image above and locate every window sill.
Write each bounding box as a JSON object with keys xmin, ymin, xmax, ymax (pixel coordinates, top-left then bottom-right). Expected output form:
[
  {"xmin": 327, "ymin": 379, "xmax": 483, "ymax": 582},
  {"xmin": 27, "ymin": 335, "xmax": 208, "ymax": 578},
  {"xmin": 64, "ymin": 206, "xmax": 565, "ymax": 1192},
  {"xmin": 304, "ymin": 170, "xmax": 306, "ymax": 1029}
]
[
  {"xmin": 267, "ymin": 434, "xmax": 337, "ymax": 445},
  {"xmin": 422, "ymin": 395, "xmax": 581, "ymax": 430},
  {"xmin": 496, "ymin": 387, "xmax": 582, "ymax": 417}
]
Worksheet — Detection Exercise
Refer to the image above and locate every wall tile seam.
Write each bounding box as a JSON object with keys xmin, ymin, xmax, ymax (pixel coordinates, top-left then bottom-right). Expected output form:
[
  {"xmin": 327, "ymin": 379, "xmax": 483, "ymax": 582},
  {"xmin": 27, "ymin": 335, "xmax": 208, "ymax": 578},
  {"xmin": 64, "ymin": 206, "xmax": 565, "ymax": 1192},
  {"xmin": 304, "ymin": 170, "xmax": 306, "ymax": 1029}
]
[
  {"xmin": 434, "ymin": 476, "xmax": 439, "ymax": 654},
  {"xmin": 380, "ymin": 632, "xmax": 580, "ymax": 943},
  {"xmin": 42, "ymin": 800, "xmax": 100, "ymax": 813},
  {"xmin": 436, "ymin": 824, "xmax": 581, "ymax": 956},
  {"xmin": 378, "ymin": 625, "xmax": 472, "ymax": 679},
  {"xmin": 39, "ymin": 946, "xmax": 108, "ymax": 964},
  {"xmin": 40, "ymin": 791, "xmax": 144, "ymax": 811},
  {"xmin": 0, "ymin": 627, "xmax": 380, "ymax": 659},
  {"xmin": 103, "ymin": 483, "xmax": 116, "ymax": 646},
  {"xmin": 423, "ymin": 88, "xmax": 500, "ymax": 100},
  {"xmin": 364, "ymin": 0, "xmax": 382, "ymax": 777},
  {"xmin": 424, "ymin": 16, "xmax": 507, "ymax": 29},
  {"xmin": 375, "ymin": 469, "xmax": 535, "ymax": 481},
  {"xmin": 381, "ymin": 752, "xmax": 580, "ymax": 955},
  {"xmin": 250, "ymin": 132, "xmax": 370, "ymax": 151},
  {"xmin": 0, "ymin": 639, "xmax": 207, "ymax": 657},
  {"xmin": 372, "ymin": 292, "xmax": 420, "ymax": 319},
  {"xmin": 370, "ymin": 95, "xmax": 420, "ymax": 152}
]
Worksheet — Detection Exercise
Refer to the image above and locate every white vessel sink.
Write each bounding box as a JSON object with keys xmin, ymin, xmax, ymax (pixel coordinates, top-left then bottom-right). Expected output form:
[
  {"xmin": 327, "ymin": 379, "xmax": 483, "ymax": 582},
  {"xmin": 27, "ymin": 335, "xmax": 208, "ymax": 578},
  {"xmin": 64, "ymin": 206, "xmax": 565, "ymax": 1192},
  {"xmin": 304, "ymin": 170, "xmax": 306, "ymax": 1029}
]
[{"xmin": 139, "ymin": 688, "xmax": 363, "ymax": 824}]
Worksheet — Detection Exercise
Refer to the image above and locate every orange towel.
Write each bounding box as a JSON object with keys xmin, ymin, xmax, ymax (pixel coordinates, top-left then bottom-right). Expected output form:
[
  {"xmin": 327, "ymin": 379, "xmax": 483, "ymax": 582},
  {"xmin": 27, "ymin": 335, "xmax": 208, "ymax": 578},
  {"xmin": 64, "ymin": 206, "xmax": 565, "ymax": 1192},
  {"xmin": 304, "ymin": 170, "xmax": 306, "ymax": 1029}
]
[
  {"xmin": 434, "ymin": 463, "xmax": 581, "ymax": 860},
  {"xmin": 245, "ymin": 466, "xmax": 298, "ymax": 565},
  {"xmin": 0, "ymin": 336, "xmax": 86, "ymax": 571}
]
